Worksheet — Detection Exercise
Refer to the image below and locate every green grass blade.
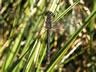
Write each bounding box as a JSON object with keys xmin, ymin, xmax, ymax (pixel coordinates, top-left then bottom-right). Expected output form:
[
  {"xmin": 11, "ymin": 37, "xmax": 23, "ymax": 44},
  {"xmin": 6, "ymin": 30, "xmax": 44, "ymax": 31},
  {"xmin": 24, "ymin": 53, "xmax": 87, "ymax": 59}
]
[
  {"xmin": 24, "ymin": 39, "xmax": 41, "ymax": 72},
  {"xmin": 7, "ymin": 38, "xmax": 36, "ymax": 72},
  {"xmin": 2, "ymin": 22, "xmax": 27, "ymax": 72},
  {"xmin": 53, "ymin": 1, "xmax": 80, "ymax": 22},
  {"xmin": 36, "ymin": 41, "xmax": 46, "ymax": 72},
  {"xmin": 89, "ymin": 0, "xmax": 96, "ymax": 49}
]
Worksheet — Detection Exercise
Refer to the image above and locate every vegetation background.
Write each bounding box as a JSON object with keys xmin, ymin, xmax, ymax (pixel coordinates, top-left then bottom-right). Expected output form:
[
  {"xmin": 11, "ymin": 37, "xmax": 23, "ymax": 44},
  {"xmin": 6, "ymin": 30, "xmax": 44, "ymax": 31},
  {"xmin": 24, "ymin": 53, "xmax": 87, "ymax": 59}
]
[{"xmin": 0, "ymin": 0, "xmax": 96, "ymax": 72}]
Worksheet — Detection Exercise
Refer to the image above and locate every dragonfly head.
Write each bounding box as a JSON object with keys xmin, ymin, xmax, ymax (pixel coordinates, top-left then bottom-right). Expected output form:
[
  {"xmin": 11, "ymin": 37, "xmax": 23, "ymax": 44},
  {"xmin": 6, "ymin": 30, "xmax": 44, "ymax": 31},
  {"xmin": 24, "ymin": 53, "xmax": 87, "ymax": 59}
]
[{"xmin": 45, "ymin": 11, "xmax": 55, "ymax": 17}]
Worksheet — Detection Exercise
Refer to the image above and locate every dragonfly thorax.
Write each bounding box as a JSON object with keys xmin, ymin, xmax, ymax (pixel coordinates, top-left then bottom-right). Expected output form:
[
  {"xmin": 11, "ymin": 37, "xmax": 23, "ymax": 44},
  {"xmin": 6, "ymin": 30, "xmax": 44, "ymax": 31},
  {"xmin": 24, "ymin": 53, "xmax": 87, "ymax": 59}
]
[{"xmin": 45, "ymin": 11, "xmax": 54, "ymax": 29}]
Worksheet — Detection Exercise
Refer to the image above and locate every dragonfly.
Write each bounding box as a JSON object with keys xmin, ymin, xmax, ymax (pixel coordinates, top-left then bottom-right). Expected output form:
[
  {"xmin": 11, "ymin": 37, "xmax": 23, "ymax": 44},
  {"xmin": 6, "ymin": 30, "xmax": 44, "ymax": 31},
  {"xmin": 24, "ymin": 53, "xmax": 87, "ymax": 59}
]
[
  {"xmin": 41, "ymin": 11, "xmax": 69, "ymax": 63},
  {"xmin": 42, "ymin": 10, "xmax": 78, "ymax": 64},
  {"xmin": 45, "ymin": 11, "xmax": 55, "ymax": 63}
]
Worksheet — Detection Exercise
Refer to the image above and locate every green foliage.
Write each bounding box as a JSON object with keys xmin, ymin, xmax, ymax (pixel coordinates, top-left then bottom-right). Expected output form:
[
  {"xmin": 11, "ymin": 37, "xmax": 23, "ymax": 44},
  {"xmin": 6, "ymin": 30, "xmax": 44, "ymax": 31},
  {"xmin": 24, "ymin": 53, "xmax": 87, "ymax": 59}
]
[{"xmin": 0, "ymin": 0, "xmax": 96, "ymax": 72}]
